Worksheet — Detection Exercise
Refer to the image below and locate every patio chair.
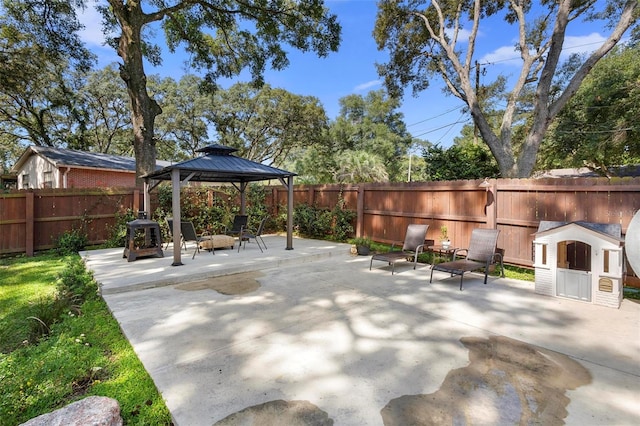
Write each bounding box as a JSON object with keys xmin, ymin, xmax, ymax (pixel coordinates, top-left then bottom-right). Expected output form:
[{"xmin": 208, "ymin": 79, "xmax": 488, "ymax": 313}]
[
  {"xmin": 238, "ymin": 216, "xmax": 268, "ymax": 252},
  {"xmin": 223, "ymin": 215, "xmax": 248, "ymax": 238},
  {"xmin": 369, "ymin": 224, "xmax": 429, "ymax": 274},
  {"xmin": 165, "ymin": 217, "xmax": 186, "ymax": 251},
  {"xmin": 180, "ymin": 221, "xmax": 214, "ymax": 259},
  {"xmin": 430, "ymin": 228, "xmax": 504, "ymax": 290}
]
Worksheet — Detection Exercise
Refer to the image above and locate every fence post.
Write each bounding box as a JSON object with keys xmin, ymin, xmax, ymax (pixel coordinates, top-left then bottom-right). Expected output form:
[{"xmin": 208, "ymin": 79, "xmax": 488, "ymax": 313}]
[
  {"xmin": 357, "ymin": 185, "xmax": 364, "ymax": 237},
  {"xmin": 25, "ymin": 191, "xmax": 34, "ymax": 256},
  {"xmin": 308, "ymin": 186, "xmax": 315, "ymax": 206},
  {"xmin": 133, "ymin": 189, "xmax": 140, "ymax": 213},
  {"xmin": 486, "ymin": 179, "xmax": 497, "ymax": 229}
]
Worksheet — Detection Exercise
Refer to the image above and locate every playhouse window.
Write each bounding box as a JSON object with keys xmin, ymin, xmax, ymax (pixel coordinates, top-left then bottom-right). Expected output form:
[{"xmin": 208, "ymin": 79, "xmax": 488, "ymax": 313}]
[
  {"xmin": 557, "ymin": 240, "xmax": 591, "ymax": 271},
  {"xmin": 541, "ymin": 244, "xmax": 547, "ymax": 265}
]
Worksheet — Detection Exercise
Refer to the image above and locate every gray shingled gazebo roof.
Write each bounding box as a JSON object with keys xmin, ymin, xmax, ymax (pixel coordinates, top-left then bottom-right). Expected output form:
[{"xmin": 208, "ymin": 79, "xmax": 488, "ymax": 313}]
[
  {"xmin": 143, "ymin": 144, "xmax": 296, "ymax": 183},
  {"xmin": 143, "ymin": 144, "xmax": 296, "ymax": 265}
]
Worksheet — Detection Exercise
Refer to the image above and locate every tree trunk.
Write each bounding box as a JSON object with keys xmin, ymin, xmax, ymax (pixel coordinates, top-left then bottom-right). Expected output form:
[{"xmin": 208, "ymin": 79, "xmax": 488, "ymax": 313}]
[{"xmin": 113, "ymin": 5, "xmax": 162, "ymax": 185}]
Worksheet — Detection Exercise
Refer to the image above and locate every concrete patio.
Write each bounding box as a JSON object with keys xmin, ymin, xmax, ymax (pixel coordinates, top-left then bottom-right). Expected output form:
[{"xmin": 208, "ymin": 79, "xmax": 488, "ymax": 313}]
[{"xmin": 83, "ymin": 235, "xmax": 640, "ymax": 425}]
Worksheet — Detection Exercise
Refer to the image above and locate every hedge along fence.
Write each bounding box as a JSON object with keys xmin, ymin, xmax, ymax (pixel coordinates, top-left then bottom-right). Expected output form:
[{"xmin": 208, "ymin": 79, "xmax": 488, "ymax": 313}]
[
  {"xmin": 265, "ymin": 178, "xmax": 640, "ymax": 268},
  {"xmin": 3, "ymin": 178, "xmax": 640, "ymax": 269}
]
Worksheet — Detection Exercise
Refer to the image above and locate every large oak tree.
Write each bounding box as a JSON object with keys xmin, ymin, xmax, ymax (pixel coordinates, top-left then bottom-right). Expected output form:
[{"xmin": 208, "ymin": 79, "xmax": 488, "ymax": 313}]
[
  {"xmin": 99, "ymin": 0, "xmax": 341, "ymax": 183},
  {"xmin": 375, "ymin": 0, "xmax": 639, "ymax": 177}
]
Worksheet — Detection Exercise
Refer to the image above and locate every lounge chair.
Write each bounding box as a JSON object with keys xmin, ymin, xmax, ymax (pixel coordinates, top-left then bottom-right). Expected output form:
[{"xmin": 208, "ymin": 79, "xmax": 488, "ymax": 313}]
[
  {"xmin": 224, "ymin": 215, "xmax": 248, "ymax": 238},
  {"xmin": 430, "ymin": 228, "xmax": 504, "ymax": 290},
  {"xmin": 369, "ymin": 224, "xmax": 429, "ymax": 274},
  {"xmin": 238, "ymin": 216, "xmax": 268, "ymax": 252},
  {"xmin": 180, "ymin": 221, "xmax": 214, "ymax": 259}
]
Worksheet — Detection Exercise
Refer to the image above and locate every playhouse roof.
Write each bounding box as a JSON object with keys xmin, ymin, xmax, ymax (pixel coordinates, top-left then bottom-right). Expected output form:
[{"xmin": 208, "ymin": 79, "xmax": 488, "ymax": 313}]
[{"xmin": 534, "ymin": 221, "xmax": 624, "ymax": 245}]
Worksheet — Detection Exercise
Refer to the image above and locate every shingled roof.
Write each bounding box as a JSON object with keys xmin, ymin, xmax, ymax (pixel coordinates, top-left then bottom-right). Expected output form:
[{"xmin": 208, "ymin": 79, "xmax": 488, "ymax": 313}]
[
  {"xmin": 11, "ymin": 146, "xmax": 170, "ymax": 172},
  {"xmin": 143, "ymin": 144, "xmax": 296, "ymax": 183}
]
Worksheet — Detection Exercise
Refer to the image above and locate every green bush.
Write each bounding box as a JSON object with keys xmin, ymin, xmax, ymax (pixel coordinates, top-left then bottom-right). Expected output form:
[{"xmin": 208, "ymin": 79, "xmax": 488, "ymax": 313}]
[
  {"xmin": 55, "ymin": 229, "xmax": 88, "ymax": 255},
  {"xmin": 56, "ymin": 257, "xmax": 98, "ymax": 303},
  {"xmin": 104, "ymin": 208, "xmax": 136, "ymax": 248}
]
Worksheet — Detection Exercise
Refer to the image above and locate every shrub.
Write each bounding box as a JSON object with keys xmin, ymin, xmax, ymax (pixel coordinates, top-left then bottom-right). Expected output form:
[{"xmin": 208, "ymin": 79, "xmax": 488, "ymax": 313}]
[
  {"xmin": 56, "ymin": 257, "xmax": 98, "ymax": 303},
  {"xmin": 104, "ymin": 208, "xmax": 136, "ymax": 248},
  {"xmin": 55, "ymin": 229, "xmax": 88, "ymax": 255}
]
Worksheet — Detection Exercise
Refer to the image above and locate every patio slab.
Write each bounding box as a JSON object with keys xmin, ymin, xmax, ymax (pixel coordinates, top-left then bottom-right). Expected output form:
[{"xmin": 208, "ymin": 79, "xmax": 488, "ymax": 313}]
[{"xmin": 83, "ymin": 237, "xmax": 640, "ymax": 425}]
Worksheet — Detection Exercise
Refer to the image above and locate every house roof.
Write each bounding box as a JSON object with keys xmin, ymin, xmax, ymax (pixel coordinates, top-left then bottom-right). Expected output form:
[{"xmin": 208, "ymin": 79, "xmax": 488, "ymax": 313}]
[
  {"xmin": 534, "ymin": 165, "xmax": 640, "ymax": 178},
  {"xmin": 534, "ymin": 220, "xmax": 624, "ymax": 245},
  {"xmin": 143, "ymin": 144, "xmax": 296, "ymax": 184},
  {"xmin": 11, "ymin": 146, "xmax": 171, "ymax": 173}
]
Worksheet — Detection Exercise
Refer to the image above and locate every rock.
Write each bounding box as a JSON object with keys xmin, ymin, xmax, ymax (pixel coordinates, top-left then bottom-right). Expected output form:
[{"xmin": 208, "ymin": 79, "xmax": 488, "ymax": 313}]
[{"xmin": 20, "ymin": 396, "xmax": 122, "ymax": 426}]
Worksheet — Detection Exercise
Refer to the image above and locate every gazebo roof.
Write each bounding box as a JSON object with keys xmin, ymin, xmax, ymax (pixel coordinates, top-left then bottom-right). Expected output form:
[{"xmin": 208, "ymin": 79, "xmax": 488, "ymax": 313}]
[{"xmin": 143, "ymin": 144, "xmax": 296, "ymax": 183}]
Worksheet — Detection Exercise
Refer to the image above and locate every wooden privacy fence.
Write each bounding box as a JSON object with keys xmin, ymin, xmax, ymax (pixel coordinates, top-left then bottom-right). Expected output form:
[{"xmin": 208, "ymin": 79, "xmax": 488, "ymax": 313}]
[
  {"xmin": 0, "ymin": 188, "xmax": 146, "ymax": 256},
  {"xmin": 2, "ymin": 178, "xmax": 640, "ymax": 268},
  {"xmin": 265, "ymin": 177, "xmax": 640, "ymax": 268}
]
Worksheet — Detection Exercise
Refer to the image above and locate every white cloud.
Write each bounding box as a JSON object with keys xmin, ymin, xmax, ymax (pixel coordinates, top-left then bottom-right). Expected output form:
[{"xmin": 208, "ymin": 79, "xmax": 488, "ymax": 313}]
[
  {"xmin": 354, "ymin": 80, "xmax": 382, "ymax": 91},
  {"xmin": 76, "ymin": 6, "xmax": 108, "ymax": 47},
  {"xmin": 445, "ymin": 27, "xmax": 474, "ymax": 43},
  {"xmin": 479, "ymin": 32, "xmax": 608, "ymax": 66},
  {"xmin": 562, "ymin": 32, "xmax": 607, "ymax": 55}
]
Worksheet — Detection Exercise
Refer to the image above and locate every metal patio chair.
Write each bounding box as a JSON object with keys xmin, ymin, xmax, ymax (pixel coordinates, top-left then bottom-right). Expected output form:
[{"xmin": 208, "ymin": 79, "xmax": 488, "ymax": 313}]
[
  {"xmin": 238, "ymin": 216, "xmax": 268, "ymax": 252},
  {"xmin": 180, "ymin": 221, "xmax": 214, "ymax": 259},
  {"xmin": 223, "ymin": 215, "xmax": 248, "ymax": 238}
]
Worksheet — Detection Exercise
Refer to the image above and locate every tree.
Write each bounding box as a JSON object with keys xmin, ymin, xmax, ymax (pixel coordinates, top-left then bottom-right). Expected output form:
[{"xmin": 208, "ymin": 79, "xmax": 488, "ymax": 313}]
[
  {"xmin": 423, "ymin": 139, "xmax": 499, "ymax": 181},
  {"xmin": 209, "ymin": 82, "xmax": 329, "ymax": 166},
  {"xmin": 153, "ymin": 74, "xmax": 211, "ymax": 159},
  {"xmin": 330, "ymin": 89, "xmax": 412, "ymax": 181},
  {"xmin": 375, "ymin": 0, "xmax": 639, "ymax": 177},
  {"xmin": 538, "ymin": 44, "xmax": 640, "ymax": 174},
  {"xmin": 334, "ymin": 150, "xmax": 389, "ymax": 183},
  {"xmin": 0, "ymin": 0, "xmax": 94, "ymax": 150},
  {"xmin": 99, "ymin": 0, "xmax": 341, "ymax": 182},
  {"xmin": 76, "ymin": 65, "xmax": 132, "ymax": 155}
]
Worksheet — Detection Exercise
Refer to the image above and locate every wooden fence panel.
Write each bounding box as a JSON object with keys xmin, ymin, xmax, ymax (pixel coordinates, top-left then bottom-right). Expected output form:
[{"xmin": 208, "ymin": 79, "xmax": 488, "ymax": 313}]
[
  {"xmin": 3, "ymin": 178, "xmax": 640, "ymax": 265},
  {"xmin": 0, "ymin": 192, "xmax": 27, "ymax": 253},
  {"xmin": 0, "ymin": 188, "xmax": 142, "ymax": 255}
]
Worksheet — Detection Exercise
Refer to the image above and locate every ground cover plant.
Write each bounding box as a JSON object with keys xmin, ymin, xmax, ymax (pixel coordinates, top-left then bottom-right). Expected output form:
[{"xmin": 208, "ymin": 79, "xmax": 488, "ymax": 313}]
[{"xmin": 0, "ymin": 252, "xmax": 172, "ymax": 425}]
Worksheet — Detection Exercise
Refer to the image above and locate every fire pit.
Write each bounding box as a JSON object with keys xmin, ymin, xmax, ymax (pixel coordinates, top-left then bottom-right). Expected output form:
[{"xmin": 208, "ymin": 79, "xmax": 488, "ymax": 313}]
[{"xmin": 123, "ymin": 219, "xmax": 164, "ymax": 262}]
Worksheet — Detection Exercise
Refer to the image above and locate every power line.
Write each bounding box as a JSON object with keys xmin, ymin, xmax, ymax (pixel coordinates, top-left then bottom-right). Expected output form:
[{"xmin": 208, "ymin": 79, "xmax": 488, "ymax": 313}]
[{"xmin": 406, "ymin": 105, "xmax": 466, "ymax": 127}]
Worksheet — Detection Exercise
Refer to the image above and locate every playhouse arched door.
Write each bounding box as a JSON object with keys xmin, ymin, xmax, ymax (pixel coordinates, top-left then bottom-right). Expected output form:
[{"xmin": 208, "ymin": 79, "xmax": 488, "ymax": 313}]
[{"xmin": 556, "ymin": 240, "xmax": 592, "ymax": 302}]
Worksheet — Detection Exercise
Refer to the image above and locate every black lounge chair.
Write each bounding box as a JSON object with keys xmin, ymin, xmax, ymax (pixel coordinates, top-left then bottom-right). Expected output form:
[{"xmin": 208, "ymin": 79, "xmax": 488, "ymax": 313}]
[
  {"xmin": 369, "ymin": 224, "xmax": 429, "ymax": 274},
  {"xmin": 238, "ymin": 216, "xmax": 268, "ymax": 252},
  {"xmin": 430, "ymin": 228, "xmax": 504, "ymax": 290},
  {"xmin": 165, "ymin": 217, "xmax": 186, "ymax": 251}
]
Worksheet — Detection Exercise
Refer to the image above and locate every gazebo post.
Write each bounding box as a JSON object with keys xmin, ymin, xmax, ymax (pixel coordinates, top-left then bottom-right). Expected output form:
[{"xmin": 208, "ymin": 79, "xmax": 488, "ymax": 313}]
[
  {"xmin": 143, "ymin": 180, "xmax": 151, "ymax": 217},
  {"xmin": 171, "ymin": 168, "xmax": 183, "ymax": 266},
  {"xmin": 239, "ymin": 182, "xmax": 248, "ymax": 215},
  {"xmin": 286, "ymin": 175, "xmax": 294, "ymax": 250}
]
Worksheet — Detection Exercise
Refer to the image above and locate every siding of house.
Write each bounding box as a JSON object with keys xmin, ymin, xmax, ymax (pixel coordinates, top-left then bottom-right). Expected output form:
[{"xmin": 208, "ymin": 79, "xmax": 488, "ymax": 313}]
[
  {"xmin": 18, "ymin": 154, "xmax": 59, "ymax": 189},
  {"xmin": 66, "ymin": 168, "xmax": 137, "ymax": 188}
]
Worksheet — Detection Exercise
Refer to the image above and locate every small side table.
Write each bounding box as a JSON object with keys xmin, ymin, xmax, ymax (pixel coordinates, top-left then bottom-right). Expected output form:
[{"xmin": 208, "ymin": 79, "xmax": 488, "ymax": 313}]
[{"xmin": 427, "ymin": 245, "xmax": 457, "ymax": 266}]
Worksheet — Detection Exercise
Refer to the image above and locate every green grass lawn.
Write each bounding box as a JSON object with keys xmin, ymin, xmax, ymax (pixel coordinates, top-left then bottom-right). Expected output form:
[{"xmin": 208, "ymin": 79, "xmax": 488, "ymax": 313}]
[{"xmin": 0, "ymin": 253, "xmax": 172, "ymax": 425}]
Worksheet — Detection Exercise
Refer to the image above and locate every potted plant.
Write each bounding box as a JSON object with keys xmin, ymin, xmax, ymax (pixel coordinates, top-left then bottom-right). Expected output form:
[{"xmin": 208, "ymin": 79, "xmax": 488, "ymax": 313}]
[
  {"xmin": 350, "ymin": 236, "xmax": 372, "ymax": 255},
  {"xmin": 440, "ymin": 225, "xmax": 451, "ymax": 249}
]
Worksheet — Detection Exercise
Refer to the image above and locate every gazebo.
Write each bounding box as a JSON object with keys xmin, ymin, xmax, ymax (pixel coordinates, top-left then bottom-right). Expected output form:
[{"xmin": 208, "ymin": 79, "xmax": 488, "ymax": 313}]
[{"xmin": 142, "ymin": 144, "xmax": 296, "ymax": 266}]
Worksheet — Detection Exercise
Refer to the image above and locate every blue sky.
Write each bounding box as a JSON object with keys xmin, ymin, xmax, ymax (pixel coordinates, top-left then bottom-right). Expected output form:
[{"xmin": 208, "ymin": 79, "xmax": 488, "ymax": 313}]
[{"xmin": 78, "ymin": 0, "xmax": 614, "ymax": 149}]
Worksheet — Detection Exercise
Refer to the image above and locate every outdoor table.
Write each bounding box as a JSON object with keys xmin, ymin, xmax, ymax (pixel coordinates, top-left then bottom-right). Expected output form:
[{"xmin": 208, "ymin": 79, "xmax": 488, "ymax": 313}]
[{"xmin": 427, "ymin": 245, "xmax": 458, "ymax": 266}]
